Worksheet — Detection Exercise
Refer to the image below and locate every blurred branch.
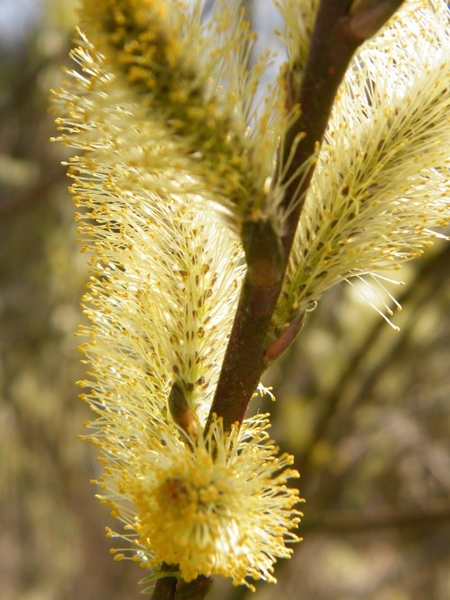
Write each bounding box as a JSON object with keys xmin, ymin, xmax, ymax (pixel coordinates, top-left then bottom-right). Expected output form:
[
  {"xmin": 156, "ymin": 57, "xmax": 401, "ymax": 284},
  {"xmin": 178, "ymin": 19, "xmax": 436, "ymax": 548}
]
[
  {"xmin": 0, "ymin": 169, "xmax": 65, "ymax": 220},
  {"xmin": 299, "ymin": 243, "xmax": 450, "ymax": 468},
  {"xmin": 304, "ymin": 499, "xmax": 450, "ymax": 534},
  {"xmin": 359, "ymin": 527, "xmax": 450, "ymax": 599}
]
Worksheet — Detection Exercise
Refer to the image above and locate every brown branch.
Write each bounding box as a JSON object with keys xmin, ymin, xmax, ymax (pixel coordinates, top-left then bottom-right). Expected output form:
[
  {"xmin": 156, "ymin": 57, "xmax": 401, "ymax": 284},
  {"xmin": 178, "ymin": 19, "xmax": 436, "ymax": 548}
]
[
  {"xmin": 206, "ymin": 219, "xmax": 285, "ymax": 432},
  {"xmin": 280, "ymin": 0, "xmax": 360, "ymax": 253},
  {"xmin": 150, "ymin": 564, "xmax": 178, "ymax": 600},
  {"xmin": 206, "ymin": 0, "xmax": 396, "ymax": 434},
  {"xmin": 281, "ymin": 0, "xmax": 406, "ymax": 252},
  {"xmin": 150, "ymin": 572, "xmax": 212, "ymax": 600},
  {"xmin": 175, "ymin": 576, "xmax": 213, "ymax": 600},
  {"xmin": 151, "ymin": 578, "xmax": 178, "ymax": 600}
]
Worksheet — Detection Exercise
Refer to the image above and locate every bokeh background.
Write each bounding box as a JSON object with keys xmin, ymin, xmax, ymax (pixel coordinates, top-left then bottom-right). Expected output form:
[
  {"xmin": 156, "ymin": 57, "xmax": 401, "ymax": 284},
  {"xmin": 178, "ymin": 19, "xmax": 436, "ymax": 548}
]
[{"xmin": 1, "ymin": 1, "xmax": 449, "ymax": 599}]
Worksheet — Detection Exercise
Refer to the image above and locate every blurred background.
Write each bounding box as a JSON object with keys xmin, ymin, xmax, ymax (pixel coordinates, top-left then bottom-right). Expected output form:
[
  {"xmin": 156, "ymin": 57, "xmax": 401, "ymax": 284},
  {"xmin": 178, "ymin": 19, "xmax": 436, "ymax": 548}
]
[{"xmin": 1, "ymin": 1, "xmax": 449, "ymax": 599}]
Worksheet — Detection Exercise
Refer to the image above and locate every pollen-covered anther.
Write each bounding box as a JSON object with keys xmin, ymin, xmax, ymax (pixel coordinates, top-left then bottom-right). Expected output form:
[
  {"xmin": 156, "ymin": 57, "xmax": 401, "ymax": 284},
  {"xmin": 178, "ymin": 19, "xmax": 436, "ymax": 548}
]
[{"xmin": 110, "ymin": 416, "xmax": 303, "ymax": 587}]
